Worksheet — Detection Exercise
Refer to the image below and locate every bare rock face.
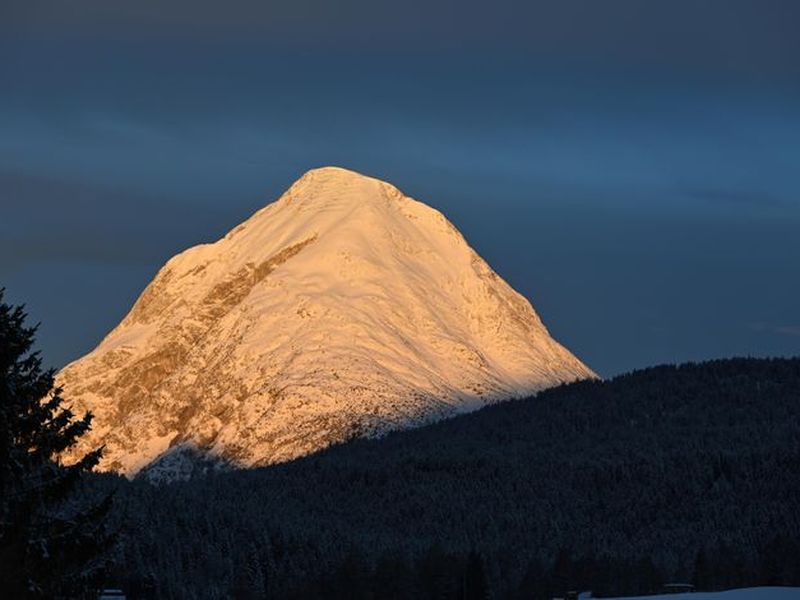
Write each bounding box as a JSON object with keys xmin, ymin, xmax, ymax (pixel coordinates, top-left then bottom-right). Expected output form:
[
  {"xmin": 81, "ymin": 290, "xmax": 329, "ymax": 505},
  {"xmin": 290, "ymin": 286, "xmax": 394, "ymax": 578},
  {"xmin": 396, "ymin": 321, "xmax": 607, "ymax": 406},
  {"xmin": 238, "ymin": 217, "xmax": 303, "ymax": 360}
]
[{"xmin": 57, "ymin": 167, "xmax": 595, "ymax": 477}]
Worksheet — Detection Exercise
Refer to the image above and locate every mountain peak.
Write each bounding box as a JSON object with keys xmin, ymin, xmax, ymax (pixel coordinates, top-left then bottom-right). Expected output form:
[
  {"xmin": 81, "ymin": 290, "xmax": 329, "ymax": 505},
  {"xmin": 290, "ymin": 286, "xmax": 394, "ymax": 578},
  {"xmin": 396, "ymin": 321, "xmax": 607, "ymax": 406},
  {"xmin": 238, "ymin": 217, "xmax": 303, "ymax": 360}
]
[
  {"xmin": 280, "ymin": 166, "xmax": 403, "ymax": 212},
  {"xmin": 299, "ymin": 165, "xmax": 375, "ymax": 182},
  {"xmin": 289, "ymin": 166, "xmax": 386, "ymax": 196},
  {"xmin": 57, "ymin": 169, "xmax": 595, "ymax": 477}
]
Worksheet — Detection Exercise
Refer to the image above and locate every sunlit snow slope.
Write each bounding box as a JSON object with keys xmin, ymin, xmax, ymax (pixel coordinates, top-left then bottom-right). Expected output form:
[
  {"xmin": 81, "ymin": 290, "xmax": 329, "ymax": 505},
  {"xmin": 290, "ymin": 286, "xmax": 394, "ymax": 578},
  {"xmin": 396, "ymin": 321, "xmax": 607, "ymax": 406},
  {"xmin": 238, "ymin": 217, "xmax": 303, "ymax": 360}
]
[{"xmin": 58, "ymin": 167, "xmax": 595, "ymax": 476}]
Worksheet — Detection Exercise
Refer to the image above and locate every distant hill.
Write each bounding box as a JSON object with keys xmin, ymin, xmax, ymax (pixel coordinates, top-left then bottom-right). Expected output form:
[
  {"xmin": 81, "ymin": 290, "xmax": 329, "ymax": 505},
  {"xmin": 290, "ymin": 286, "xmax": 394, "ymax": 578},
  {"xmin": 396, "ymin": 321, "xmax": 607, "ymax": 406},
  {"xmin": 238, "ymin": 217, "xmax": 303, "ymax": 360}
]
[{"xmin": 107, "ymin": 357, "xmax": 800, "ymax": 598}]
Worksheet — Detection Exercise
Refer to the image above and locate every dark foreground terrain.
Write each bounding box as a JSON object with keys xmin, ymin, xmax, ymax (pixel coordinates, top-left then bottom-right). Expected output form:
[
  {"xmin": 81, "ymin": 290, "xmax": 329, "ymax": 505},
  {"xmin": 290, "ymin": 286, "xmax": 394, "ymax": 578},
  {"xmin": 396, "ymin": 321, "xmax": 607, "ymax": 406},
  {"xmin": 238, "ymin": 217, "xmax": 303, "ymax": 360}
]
[{"xmin": 98, "ymin": 358, "xmax": 800, "ymax": 598}]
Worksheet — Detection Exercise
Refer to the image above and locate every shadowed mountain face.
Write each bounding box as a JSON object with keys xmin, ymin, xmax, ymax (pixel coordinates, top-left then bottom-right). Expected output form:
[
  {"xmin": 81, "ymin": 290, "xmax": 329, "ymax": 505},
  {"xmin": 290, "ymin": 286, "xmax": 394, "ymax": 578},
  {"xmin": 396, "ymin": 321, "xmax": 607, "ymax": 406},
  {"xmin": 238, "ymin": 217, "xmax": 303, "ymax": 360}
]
[{"xmin": 57, "ymin": 167, "xmax": 594, "ymax": 476}]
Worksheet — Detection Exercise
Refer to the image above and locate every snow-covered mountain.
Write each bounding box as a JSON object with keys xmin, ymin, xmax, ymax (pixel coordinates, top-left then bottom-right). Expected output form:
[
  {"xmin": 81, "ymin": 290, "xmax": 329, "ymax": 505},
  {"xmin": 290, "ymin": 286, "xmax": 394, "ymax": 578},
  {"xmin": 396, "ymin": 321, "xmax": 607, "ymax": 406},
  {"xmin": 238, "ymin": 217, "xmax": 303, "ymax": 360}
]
[{"xmin": 57, "ymin": 167, "xmax": 595, "ymax": 476}]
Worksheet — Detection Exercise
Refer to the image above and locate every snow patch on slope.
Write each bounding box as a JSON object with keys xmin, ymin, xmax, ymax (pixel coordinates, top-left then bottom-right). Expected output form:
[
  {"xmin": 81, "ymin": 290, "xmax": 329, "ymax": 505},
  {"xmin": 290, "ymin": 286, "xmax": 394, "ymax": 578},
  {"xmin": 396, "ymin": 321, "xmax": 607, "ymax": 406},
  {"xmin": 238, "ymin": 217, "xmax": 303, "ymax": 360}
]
[{"xmin": 605, "ymin": 588, "xmax": 800, "ymax": 600}]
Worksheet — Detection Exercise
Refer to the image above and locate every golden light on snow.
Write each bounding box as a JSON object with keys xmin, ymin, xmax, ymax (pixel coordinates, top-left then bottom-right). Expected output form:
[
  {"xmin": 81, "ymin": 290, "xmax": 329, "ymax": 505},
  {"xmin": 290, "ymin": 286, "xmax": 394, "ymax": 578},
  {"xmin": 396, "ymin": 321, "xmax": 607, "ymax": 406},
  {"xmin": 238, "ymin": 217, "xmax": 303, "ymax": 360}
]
[{"xmin": 57, "ymin": 167, "xmax": 595, "ymax": 479}]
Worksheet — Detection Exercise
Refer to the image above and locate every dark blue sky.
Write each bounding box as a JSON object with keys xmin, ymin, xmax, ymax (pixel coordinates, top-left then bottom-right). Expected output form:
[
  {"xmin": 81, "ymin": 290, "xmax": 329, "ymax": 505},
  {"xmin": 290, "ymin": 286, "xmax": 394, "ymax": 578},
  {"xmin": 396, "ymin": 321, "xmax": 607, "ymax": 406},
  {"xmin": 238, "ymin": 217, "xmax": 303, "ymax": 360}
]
[{"xmin": 2, "ymin": 0, "xmax": 799, "ymax": 376}]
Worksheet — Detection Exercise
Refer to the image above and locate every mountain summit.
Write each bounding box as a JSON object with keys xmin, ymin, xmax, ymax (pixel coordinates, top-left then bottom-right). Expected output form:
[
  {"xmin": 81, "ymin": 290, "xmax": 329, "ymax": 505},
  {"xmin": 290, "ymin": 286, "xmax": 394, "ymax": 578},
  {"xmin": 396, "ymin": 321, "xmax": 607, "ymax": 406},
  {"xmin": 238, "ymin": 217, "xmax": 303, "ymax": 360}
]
[{"xmin": 57, "ymin": 167, "xmax": 595, "ymax": 476}]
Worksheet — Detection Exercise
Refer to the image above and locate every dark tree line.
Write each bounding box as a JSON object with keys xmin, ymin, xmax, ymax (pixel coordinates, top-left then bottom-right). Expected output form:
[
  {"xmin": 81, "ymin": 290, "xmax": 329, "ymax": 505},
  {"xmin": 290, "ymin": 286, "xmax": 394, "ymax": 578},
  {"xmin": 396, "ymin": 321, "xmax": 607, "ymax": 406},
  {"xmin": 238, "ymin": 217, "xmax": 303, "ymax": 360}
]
[
  {"xmin": 87, "ymin": 356, "xmax": 800, "ymax": 599},
  {"xmin": 273, "ymin": 536, "xmax": 800, "ymax": 600}
]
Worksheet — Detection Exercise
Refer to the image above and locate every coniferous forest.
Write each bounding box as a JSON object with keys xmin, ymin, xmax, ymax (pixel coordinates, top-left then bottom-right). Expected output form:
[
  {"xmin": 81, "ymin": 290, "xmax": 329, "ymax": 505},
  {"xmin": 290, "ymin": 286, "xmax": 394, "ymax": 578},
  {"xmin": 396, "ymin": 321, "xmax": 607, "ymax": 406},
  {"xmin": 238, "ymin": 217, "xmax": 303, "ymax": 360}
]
[{"xmin": 93, "ymin": 357, "xmax": 800, "ymax": 599}]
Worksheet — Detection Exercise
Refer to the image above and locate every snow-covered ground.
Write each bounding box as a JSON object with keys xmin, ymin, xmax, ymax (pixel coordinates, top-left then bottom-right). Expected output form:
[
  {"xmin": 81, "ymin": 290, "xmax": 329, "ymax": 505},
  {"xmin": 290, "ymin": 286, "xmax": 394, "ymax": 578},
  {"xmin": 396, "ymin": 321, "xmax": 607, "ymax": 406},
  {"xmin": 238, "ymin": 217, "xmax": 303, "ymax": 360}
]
[{"xmin": 601, "ymin": 587, "xmax": 800, "ymax": 600}]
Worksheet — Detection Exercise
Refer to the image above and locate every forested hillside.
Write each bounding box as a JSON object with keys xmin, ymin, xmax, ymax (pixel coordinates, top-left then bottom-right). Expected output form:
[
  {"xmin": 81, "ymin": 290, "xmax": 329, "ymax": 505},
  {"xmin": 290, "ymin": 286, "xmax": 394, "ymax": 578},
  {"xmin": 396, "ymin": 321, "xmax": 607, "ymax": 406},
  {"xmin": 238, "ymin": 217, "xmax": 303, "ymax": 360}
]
[{"xmin": 102, "ymin": 358, "xmax": 800, "ymax": 598}]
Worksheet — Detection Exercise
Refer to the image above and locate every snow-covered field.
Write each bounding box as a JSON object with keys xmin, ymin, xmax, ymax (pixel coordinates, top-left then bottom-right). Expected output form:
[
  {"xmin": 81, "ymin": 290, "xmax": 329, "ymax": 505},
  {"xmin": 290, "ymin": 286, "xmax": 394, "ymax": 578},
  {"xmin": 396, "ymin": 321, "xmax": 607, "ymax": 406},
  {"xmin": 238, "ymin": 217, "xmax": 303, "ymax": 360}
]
[{"xmin": 603, "ymin": 587, "xmax": 800, "ymax": 600}]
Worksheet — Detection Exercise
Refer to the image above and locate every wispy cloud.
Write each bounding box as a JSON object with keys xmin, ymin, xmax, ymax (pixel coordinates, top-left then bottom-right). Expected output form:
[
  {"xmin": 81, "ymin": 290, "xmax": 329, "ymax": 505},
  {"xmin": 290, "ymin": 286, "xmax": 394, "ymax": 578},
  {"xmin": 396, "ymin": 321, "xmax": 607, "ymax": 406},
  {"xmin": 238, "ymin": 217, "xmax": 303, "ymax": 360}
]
[
  {"xmin": 685, "ymin": 188, "xmax": 788, "ymax": 210},
  {"xmin": 0, "ymin": 170, "xmax": 242, "ymax": 276},
  {"xmin": 749, "ymin": 322, "xmax": 800, "ymax": 337}
]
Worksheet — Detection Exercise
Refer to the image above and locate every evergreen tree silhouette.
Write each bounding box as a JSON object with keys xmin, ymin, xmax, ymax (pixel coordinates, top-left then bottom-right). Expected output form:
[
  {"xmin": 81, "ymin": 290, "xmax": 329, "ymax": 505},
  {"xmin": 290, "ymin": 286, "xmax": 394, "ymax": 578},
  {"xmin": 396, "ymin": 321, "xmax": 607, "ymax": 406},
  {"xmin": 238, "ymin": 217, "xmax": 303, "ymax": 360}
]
[
  {"xmin": 0, "ymin": 289, "xmax": 112, "ymax": 598},
  {"xmin": 692, "ymin": 548, "xmax": 711, "ymax": 591},
  {"xmin": 461, "ymin": 550, "xmax": 489, "ymax": 600}
]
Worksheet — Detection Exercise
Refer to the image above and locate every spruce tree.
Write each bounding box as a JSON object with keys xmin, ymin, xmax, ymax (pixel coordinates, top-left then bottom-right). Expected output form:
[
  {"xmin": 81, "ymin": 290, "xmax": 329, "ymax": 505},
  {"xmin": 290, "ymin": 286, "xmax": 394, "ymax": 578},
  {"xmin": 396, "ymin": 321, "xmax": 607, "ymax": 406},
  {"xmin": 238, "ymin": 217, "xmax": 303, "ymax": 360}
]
[
  {"xmin": 462, "ymin": 550, "xmax": 489, "ymax": 600},
  {"xmin": 0, "ymin": 289, "xmax": 111, "ymax": 598},
  {"xmin": 692, "ymin": 548, "xmax": 711, "ymax": 591}
]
